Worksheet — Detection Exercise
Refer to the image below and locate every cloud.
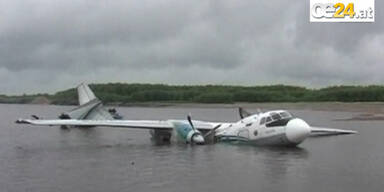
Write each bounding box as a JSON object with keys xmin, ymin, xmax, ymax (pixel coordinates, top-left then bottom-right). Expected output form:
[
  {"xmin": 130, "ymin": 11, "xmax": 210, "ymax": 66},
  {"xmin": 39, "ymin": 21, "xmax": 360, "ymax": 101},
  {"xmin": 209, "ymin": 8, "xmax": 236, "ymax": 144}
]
[{"xmin": 0, "ymin": 0, "xmax": 382, "ymax": 94}]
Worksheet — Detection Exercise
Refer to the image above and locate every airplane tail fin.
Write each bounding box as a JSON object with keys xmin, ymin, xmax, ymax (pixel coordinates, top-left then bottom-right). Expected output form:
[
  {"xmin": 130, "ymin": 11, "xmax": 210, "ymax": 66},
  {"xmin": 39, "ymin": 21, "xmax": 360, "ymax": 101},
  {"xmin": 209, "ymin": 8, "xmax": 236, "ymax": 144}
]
[
  {"xmin": 62, "ymin": 83, "xmax": 121, "ymax": 120},
  {"xmin": 77, "ymin": 83, "xmax": 97, "ymax": 105}
]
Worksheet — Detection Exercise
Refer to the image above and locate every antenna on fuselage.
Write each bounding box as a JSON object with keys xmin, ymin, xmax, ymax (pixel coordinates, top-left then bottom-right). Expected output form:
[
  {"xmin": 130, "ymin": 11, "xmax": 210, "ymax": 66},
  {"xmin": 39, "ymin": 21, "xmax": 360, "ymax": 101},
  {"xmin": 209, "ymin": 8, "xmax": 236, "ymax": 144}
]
[{"xmin": 239, "ymin": 107, "xmax": 252, "ymax": 119}]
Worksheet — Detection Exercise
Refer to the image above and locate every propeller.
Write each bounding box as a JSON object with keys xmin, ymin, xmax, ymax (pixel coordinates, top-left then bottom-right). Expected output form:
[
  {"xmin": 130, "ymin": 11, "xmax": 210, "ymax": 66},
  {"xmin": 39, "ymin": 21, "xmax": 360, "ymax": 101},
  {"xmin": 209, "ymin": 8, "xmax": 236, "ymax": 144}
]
[
  {"xmin": 186, "ymin": 114, "xmax": 205, "ymax": 144},
  {"xmin": 31, "ymin": 115, "xmax": 40, "ymax": 120},
  {"xmin": 203, "ymin": 124, "xmax": 221, "ymax": 138},
  {"xmin": 187, "ymin": 113, "xmax": 221, "ymax": 144}
]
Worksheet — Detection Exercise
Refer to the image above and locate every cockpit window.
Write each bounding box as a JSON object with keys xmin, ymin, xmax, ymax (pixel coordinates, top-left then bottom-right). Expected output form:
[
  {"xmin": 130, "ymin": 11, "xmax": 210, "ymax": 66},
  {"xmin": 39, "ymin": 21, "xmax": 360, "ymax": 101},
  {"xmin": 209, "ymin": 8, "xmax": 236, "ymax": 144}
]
[
  {"xmin": 265, "ymin": 112, "xmax": 294, "ymax": 128},
  {"xmin": 279, "ymin": 112, "xmax": 291, "ymax": 118},
  {"xmin": 261, "ymin": 111, "xmax": 294, "ymax": 128},
  {"xmin": 271, "ymin": 113, "xmax": 281, "ymax": 121},
  {"xmin": 266, "ymin": 116, "xmax": 272, "ymax": 123}
]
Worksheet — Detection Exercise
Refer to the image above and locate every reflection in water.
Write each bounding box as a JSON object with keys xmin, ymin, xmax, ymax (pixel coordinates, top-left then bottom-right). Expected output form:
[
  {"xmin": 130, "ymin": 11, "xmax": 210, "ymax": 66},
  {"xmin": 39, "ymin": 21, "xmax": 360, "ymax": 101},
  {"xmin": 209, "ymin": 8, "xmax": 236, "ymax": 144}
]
[
  {"xmin": 233, "ymin": 145, "xmax": 309, "ymax": 182},
  {"xmin": 58, "ymin": 127, "xmax": 100, "ymax": 146}
]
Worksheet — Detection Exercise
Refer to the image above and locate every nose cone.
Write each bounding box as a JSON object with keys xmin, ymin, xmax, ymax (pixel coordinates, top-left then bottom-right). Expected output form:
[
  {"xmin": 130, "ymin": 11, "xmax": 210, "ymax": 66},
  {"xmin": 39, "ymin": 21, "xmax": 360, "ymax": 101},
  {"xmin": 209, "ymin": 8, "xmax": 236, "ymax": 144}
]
[
  {"xmin": 285, "ymin": 118, "xmax": 311, "ymax": 144},
  {"xmin": 192, "ymin": 134, "xmax": 205, "ymax": 145}
]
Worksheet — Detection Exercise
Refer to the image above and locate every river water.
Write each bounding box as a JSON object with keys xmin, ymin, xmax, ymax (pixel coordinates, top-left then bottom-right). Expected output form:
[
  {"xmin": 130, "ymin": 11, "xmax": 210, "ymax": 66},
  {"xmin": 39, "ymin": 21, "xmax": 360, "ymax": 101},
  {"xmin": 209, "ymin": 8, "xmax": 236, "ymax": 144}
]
[{"xmin": 1, "ymin": 104, "xmax": 383, "ymax": 192}]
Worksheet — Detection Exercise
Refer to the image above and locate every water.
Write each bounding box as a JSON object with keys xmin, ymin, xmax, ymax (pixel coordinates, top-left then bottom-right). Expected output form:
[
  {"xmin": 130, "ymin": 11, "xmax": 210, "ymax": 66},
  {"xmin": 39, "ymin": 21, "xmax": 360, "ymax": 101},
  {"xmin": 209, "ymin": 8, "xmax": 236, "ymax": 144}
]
[{"xmin": 1, "ymin": 104, "xmax": 383, "ymax": 192}]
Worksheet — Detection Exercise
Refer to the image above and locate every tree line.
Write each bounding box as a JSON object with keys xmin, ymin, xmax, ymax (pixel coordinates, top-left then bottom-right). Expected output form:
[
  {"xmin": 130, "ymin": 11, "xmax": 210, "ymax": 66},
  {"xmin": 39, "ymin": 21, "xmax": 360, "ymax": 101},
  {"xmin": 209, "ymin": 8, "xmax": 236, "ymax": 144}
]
[{"xmin": 2, "ymin": 83, "xmax": 384, "ymax": 105}]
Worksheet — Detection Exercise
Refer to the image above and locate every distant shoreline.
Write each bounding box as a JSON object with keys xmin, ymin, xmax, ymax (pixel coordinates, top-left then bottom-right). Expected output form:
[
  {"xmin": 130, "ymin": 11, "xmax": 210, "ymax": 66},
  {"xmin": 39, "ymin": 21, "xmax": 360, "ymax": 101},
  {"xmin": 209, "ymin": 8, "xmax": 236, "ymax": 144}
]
[
  {"xmin": 3, "ymin": 83, "xmax": 384, "ymax": 105},
  {"xmin": 3, "ymin": 101, "xmax": 384, "ymax": 121},
  {"xmin": 3, "ymin": 101, "xmax": 384, "ymax": 113},
  {"xmin": 122, "ymin": 102, "xmax": 384, "ymax": 120}
]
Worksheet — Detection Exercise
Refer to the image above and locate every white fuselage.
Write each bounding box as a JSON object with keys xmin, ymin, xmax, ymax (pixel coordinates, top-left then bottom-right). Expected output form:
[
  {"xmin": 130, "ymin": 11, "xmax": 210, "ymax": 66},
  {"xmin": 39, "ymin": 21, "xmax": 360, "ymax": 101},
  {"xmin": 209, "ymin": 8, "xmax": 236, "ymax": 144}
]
[{"xmin": 214, "ymin": 110, "xmax": 311, "ymax": 146}]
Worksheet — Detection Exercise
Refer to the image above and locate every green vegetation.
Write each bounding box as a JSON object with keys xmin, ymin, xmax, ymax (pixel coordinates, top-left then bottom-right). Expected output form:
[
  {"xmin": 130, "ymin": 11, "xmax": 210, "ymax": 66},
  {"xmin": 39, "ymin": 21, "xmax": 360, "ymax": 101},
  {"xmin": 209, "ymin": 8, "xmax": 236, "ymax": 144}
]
[
  {"xmin": 2, "ymin": 84, "xmax": 384, "ymax": 105},
  {"xmin": 0, "ymin": 94, "xmax": 46, "ymax": 104}
]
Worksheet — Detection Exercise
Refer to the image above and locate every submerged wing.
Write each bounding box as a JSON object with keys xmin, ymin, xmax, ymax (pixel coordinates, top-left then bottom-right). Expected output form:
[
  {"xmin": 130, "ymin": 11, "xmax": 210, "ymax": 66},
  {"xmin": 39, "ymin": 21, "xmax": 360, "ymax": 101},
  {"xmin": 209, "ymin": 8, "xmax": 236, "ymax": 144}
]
[
  {"xmin": 310, "ymin": 127, "xmax": 357, "ymax": 136},
  {"xmin": 66, "ymin": 100, "xmax": 115, "ymax": 120},
  {"xmin": 67, "ymin": 102, "xmax": 115, "ymax": 120},
  {"xmin": 15, "ymin": 119, "xmax": 217, "ymax": 130}
]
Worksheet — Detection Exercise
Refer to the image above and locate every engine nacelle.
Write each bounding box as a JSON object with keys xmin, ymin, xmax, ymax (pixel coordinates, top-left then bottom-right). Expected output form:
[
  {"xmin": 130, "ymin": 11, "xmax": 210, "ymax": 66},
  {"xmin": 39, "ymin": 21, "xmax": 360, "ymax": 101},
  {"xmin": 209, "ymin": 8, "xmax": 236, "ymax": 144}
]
[{"xmin": 172, "ymin": 121, "xmax": 205, "ymax": 144}]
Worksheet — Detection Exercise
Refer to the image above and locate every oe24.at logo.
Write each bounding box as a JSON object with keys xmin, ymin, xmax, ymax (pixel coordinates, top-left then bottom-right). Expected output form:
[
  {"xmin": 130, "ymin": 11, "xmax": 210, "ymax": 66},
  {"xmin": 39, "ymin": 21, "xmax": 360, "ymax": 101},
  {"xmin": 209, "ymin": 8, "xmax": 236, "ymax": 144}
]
[{"xmin": 311, "ymin": 2, "xmax": 373, "ymax": 19}]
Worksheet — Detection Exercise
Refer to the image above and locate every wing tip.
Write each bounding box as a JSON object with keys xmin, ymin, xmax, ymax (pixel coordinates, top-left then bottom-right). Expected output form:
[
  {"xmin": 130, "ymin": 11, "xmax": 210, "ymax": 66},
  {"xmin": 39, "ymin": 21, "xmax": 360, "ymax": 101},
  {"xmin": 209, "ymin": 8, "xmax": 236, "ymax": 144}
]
[{"xmin": 15, "ymin": 119, "xmax": 31, "ymax": 124}]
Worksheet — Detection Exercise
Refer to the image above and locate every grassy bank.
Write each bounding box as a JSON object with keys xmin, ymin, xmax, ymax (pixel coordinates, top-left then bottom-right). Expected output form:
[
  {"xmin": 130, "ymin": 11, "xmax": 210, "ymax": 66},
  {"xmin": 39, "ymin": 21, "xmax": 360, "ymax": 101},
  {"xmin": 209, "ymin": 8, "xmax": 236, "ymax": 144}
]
[{"xmin": 2, "ymin": 84, "xmax": 384, "ymax": 105}]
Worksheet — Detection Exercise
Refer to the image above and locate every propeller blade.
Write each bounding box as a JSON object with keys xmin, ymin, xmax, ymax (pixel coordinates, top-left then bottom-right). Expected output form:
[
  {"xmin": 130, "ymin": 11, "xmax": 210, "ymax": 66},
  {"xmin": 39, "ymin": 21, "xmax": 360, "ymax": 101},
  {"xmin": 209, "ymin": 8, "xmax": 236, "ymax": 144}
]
[
  {"xmin": 203, "ymin": 124, "xmax": 221, "ymax": 138},
  {"xmin": 31, "ymin": 115, "xmax": 40, "ymax": 120},
  {"xmin": 187, "ymin": 114, "xmax": 195, "ymax": 130}
]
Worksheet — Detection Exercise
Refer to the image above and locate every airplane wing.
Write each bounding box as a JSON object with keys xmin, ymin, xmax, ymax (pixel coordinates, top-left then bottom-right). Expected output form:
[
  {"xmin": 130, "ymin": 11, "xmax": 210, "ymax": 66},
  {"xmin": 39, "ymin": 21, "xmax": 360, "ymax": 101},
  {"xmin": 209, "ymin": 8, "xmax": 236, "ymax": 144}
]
[
  {"xmin": 310, "ymin": 127, "xmax": 357, "ymax": 136},
  {"xmin": 15, "ymin": 119, "xmax": 217, "ymax": 130}
]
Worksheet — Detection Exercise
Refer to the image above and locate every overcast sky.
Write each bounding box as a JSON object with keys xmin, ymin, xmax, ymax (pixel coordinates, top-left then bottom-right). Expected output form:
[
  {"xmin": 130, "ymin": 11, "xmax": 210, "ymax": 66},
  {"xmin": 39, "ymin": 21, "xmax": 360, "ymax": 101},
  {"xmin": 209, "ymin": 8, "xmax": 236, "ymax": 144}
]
[{"xmin": 0, "ymin": 0, "xmax": 383, "ymax": 94}]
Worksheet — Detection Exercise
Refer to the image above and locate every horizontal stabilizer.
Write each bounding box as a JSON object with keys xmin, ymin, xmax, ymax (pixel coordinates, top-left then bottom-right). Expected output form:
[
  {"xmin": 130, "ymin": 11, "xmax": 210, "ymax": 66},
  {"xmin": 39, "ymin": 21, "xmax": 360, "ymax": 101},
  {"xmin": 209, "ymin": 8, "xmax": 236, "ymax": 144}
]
[
  {"xmin": 310, "ymin": 127, "xmax": 357, "ymax": 137},
  {"xmin": 66, "ymin": 99, "xmax": 103, "ymax": 120}
]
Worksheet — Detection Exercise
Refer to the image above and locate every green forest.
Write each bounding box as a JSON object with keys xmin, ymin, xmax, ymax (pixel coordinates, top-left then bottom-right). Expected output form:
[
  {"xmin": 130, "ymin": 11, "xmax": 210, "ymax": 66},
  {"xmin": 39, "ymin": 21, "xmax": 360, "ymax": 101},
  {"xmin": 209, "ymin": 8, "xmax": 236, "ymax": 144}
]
[{"xmin": 2, "ymin": 83, "xmax": 384, "ymax": 105}]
